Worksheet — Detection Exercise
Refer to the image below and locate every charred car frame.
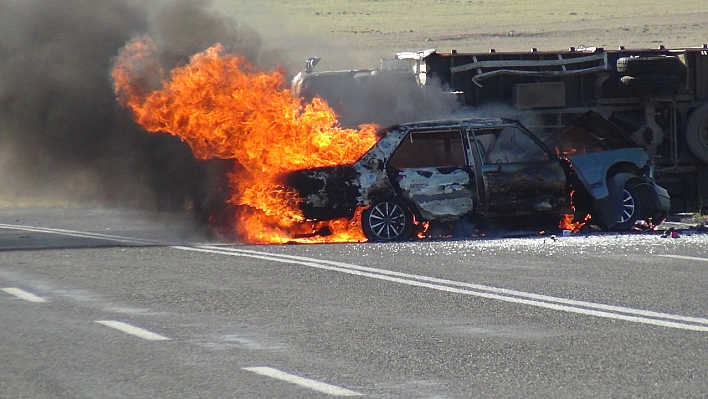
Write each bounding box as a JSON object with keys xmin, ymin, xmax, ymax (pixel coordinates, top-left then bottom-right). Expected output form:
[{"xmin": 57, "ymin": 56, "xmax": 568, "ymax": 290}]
[{"xmin": 283, "ymin": 113, "xmax": 670, "ymax": 241}]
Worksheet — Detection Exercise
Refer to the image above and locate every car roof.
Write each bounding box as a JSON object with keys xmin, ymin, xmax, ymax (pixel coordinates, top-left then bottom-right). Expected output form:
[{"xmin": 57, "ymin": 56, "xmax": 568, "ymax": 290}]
[{"xmin": 392, "ymin": 118, "xmax": 521, "ymax": 131}]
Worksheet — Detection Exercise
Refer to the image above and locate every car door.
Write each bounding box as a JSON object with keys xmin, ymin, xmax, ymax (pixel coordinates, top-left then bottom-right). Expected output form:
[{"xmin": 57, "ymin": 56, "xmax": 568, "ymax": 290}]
[
  {"xmin": 471, "ymin": 125, "xmax": 567, "ymax": 217},
  {"xmin": 386, "ymin": 128, "xmax": 477, "ymax": 222}
]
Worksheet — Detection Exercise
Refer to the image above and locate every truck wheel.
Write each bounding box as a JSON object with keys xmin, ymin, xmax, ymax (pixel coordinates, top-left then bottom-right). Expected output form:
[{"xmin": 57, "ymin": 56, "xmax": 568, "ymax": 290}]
[
  {"xmin": 616, "ymin": 55, "xmax": 686, "ymax": 77},
  {"xmin": 612, "ymin": 181, "xmax": 642, "ymax": 231},
  {"xmin": 686, "ymin": 104, "xmax": 708, "ymax": 164},
  {"xmin": 620, "ymin": 75, "xmax": 680, "ymax": 94},
  {"xmin": 362, "ymin": 200, "xmax": 414, "ymax": 242}
]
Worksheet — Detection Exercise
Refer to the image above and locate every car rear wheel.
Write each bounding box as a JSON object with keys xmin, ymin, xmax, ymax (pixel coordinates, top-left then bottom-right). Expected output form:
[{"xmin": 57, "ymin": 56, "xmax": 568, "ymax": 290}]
[
  {"xmin": 362, "ymin": 200, "xmax": 414, "ymax": 242},
  {"xmin": 612, "ymin": 181, "xmax": 642, "ymax": 231}
]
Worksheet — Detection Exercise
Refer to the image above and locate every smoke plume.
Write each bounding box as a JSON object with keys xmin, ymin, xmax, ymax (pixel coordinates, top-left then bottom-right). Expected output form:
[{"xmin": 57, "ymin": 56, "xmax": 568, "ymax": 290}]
[
  {"xmin": 0, "ymin": 0, "xmax": 265, "ymax": 214},
  {"xmin": 0, "ymin": 0, "xmax": 469, "ymax": 240}
]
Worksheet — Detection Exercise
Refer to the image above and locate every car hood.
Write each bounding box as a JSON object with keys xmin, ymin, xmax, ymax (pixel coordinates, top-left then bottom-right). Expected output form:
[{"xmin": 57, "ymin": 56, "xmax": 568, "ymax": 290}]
[
  {"xmin": 543, "ymin": 110, "xmax": 641, "ymax": 154},
  {"xmin": 567, "ymin": 148, "xmax": 650, "ymax": 199}
]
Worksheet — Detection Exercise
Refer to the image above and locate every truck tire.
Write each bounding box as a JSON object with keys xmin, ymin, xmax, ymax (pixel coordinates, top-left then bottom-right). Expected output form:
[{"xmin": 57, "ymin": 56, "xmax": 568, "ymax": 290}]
[
  {"xmin": 686, "ymin": 103, "xmax": 708, "ymax": 164},
  {"xmin": 616, "ymin": 55, "xmax": 686, "ymax": 77},
  {"xmin": 619, "ymin": 75, "xmax": 680, "ymax": 94}
]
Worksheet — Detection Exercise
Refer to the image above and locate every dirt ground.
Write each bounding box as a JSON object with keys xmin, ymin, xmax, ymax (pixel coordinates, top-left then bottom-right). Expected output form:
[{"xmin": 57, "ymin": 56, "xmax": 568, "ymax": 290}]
[{"xmin": 216, "ymin": 1, "xmax": 708, "ymax": 71}]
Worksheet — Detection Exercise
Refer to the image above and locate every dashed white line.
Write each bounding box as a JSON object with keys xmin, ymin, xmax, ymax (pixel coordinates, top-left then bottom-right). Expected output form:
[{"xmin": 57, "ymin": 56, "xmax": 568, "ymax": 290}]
[
  {"xmin": 243, "ymin": 366, "xmax": 362, "ymax": 396},
  {"xmin": 95, "ymin": 320, "xmax": 170, "ymax": 341},
  {"xmin": 2, "ymin": 287, "xmax": 48, "ymax": 303}
]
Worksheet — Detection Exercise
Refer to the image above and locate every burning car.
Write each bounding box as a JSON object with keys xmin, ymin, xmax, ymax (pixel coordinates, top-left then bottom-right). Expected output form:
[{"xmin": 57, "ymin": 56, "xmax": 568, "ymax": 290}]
[{"xmin": 282, "ymin": 112, "xmax": 670, "ymax": 241}]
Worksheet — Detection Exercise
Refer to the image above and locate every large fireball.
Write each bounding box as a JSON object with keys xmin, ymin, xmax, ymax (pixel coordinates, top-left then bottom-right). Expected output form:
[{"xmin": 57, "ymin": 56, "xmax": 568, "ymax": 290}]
[{"xmin": 112, "ymin": 37, "xmax": 378, "ymax": 243}]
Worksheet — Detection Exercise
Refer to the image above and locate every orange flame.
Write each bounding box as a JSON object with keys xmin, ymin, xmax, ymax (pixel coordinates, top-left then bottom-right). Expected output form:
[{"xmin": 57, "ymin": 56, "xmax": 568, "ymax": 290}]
[
  {"xmin": 558, "ymin": 189, "xmax": 590, "ymax": 233},
  {"xmin": 559, "ymin": 213, "xmax": 590, "ymax": 233},
  {"xmin": 112, "ymin": 37, "xmax": 378, "ymax": 243}
]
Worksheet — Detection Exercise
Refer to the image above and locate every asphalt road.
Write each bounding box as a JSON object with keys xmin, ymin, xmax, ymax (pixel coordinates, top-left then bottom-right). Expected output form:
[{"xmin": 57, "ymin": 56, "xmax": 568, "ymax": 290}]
[{"xmin": 1, "ymin": 206, "xmax": 707, "ymax": 398}]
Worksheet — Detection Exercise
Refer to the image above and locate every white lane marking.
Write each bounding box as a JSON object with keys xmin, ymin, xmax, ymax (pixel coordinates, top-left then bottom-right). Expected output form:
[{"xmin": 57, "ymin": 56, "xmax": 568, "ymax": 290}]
[
  {"xmin": 658, "ymin": 254, "xmax": 708, "ymax": 262},
  {"xmin": 1, "ymin": 223, "xmax": 706, "ymax": 332},
  {"xmin": 243, "ymin": 366, "xmax": 362, "ymax": 397},
  {"xmin": 0, "ymin": 223, "xmax": 162, "ymax": 246},
  {"xmin": 96, "ymin": 320, "xmax": 170, "ymax": 341},
  {"xmin": 181, "ymin": 245, "xmax": 708, "ymax": 332},
  {"xmin": 1, "ymin": 287, "xmax": 48, "ymax": 303},
  {"xmin": 198, "ymin": 246, "xmax": 708, "ymax": 323}
]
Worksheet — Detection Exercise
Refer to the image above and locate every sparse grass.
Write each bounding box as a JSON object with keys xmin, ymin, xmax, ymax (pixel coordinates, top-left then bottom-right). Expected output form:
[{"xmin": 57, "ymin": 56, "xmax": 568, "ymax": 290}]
[
  {"xmin": 215, "ymin": 0, "xmax": 708, "ymax": 62},
  {"xmin": 271, "ymin": 0, "xmax": 688, "ymax": 28}
]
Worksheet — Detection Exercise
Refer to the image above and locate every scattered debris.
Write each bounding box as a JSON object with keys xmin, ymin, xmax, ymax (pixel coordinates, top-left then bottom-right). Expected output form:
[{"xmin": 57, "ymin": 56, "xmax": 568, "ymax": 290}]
[{"xmin": 661, "ymin": 228, "xmax": 680, "ymax": 238}]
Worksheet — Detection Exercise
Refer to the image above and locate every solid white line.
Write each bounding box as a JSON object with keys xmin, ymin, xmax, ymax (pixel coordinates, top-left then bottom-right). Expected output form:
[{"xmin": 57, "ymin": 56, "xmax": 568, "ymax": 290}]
[
  {"xmin": 180, "ymin": 245, "xmax": 708, "ymax": 332},
  {"xmin": 657, "ymin": 254, "xmax": 708, "ymax": 262},
  {"xmin": 1, "ymin": 287, "xmax": 48, "ymax": 303},
  {"xmin": 0, "ymin": 223, "xmax": 162, "ymax": 246},
  {"xmin": 96, "ymin": 320, "xmax": 170, "ymax": 341},
  {"xmin": 2, "ymin": 223, "xmax": 706, "ymax": 332},
  {"xmin": 198, "ymin": 246, "xmax": 708, "ymax": 324},
  {"xmin": 243, "ymin": 367, "xmax": 362, "ymax": 396}
]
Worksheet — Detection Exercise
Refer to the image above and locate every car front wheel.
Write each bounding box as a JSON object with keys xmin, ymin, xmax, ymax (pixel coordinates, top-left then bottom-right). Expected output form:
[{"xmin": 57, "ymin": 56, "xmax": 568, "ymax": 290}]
[
  {"xmin": 612, "ymin": 182, "xmax": 642, "ymax": 231},
  {"xmin": 362, "ymin": 200, "xmax": 414, "ymax": 242}
]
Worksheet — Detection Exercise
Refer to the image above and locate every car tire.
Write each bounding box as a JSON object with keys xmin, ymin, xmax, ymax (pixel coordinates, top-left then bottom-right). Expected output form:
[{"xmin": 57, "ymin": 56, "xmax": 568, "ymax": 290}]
[
  {"xmin": 616, "ymin": 55, "xmax": 686, "ymax": 77},
  {"xmin": 686, "ymin": 103, "xmax": 708, "ymax": 164},
  {"xmin": 362, "ymin": 200, "xmax": 414, "ymax": 242},
  {"xmin": 612, "ymin": 181, "xmax": 643, "ymax": 231}
]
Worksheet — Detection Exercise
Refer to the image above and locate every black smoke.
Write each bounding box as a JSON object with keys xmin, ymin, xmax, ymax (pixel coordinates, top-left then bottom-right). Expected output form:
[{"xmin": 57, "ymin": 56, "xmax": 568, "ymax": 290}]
[{"xmin": 0, "ymin": 0, "xmax": 266, "ymax": 216}]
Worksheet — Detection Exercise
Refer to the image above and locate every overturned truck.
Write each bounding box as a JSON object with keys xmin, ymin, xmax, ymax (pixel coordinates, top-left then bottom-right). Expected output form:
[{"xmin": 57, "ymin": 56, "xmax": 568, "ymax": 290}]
[{"xmin": 292, "ymin": 45, "xmax": 708, "ymax": 212}]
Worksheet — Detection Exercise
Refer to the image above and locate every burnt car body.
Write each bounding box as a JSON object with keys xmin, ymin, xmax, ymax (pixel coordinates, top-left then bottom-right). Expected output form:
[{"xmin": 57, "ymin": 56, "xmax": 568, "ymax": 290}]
[{"xmin": 283, "ymin": 114, "xmax": 670, "ymax": 241}]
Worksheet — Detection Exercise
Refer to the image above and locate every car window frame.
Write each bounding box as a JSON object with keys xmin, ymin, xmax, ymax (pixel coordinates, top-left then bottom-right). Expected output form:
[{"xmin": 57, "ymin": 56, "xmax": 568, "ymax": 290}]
[
  {"xmin": 469, "ymin": 123, "xmax": 556, "ymax": 165},
  {"xmin": 387, "ymin": 127, "xmax": 470, "ymax": 170}
]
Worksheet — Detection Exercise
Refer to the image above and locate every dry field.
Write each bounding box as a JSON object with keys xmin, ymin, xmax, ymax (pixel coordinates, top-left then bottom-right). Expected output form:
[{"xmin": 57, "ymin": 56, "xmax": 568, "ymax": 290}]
[{"xmin": 216, "ymin": 0, "xmax": 708, "ymax": 70}]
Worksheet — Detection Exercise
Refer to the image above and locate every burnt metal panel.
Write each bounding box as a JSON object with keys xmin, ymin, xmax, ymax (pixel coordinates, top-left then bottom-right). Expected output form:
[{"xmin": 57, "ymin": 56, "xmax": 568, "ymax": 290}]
[
  {"xmin": 396, "ymin": 167, "xmax": 476, "ymax": 222},
  {"xmin": 282, "ymin": 165, "xmax": 360, "ymax": 220},
  {"xmin": 480, "ymin": 161, "xmax": 567, "ymax": 216}
]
